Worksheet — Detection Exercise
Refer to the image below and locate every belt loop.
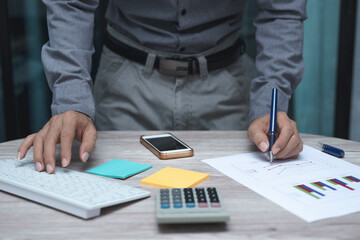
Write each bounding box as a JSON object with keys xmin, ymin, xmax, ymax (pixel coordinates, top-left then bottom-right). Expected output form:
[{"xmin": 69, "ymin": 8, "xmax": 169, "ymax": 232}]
[
  {"xmin": 197, "ymin": 55, "xmax": 208, "ymax": 80},
  {"xmin": 143, "ymin": 52, "xmax": 156, "ymax": 78}
]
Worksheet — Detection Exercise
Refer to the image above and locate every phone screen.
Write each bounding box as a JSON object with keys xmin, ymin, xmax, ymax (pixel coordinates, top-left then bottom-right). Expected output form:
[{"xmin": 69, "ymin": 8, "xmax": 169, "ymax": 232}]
[{"xmin": 146, "ymin": 136, "xmax": 187, "ymax": 152}]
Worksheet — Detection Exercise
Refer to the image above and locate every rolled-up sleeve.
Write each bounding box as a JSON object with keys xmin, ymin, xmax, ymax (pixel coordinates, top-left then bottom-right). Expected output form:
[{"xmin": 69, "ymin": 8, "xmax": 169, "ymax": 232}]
[
  {"xmin": 249, "ymin": 0, "xmax": 307, "ymax": 123},
  {"xmin": 41, "ymin": 0, "xmax": 99, "ymax": 121}
]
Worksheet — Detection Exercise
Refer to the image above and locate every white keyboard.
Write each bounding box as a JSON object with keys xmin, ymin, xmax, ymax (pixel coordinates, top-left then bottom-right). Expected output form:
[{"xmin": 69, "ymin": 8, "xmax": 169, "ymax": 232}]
[{"xmin": 0, "ymin": 158, "xmax": 150, "ymax": 219}]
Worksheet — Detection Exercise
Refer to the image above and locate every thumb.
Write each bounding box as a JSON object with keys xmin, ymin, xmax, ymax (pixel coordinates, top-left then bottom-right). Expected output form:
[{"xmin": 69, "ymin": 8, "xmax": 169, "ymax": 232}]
[{"xmin": 79, "ymin": 125, "xmax": 97, "ymax": 163}]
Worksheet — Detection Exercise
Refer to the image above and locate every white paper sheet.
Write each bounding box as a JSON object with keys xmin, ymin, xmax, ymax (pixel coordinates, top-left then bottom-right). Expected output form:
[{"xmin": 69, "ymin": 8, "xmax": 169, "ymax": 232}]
[{"xmin": 202, "ymin": 145, "xmax": 360, "ymax": 222}]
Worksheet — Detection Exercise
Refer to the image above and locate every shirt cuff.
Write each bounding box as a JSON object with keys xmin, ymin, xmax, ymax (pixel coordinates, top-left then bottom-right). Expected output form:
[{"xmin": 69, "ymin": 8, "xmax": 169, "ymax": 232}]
[{"xmin": 249, "ymin": 82, "xmax": 290, "ymax": 123}]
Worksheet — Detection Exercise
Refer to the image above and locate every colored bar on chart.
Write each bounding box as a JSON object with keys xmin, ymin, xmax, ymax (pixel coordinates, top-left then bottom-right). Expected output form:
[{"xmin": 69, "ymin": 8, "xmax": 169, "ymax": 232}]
[
  {"xmin": 295, "ymin": 186, "xmax": 319, "ymax": 199},
  {"xmin": 328, "ymin": 178, "xmax": 354, "ymax": 190},
  {"xmin": 300, "ymin": 184, "xmax": 326, "ymax": 196},
  {"xmin": 311, "ymin": 181, "xmax": 336, "ymax": 191},
  {"xmin": 311, "ymin": 182, "xmax": 325, "ymax": 190},
  {"xmin": 343, "ymin": 176, "xmax": 360, "ymax": 182},
  {"xmin": 295, "ymin": 184, "xmax": 325, "ymax": 199}
]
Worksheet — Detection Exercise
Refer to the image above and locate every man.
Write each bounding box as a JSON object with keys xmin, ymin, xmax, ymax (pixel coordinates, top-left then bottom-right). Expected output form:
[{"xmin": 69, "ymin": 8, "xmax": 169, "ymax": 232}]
[{"xmin": 18, "ymin": 0, "xmax": 306, "ymax": 173}]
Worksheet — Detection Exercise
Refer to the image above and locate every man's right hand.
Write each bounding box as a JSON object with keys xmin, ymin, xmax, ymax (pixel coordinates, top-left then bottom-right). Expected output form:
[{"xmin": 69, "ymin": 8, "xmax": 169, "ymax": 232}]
[{"xmin": 17, "ymin": 111, "xmax": 97, "ymax": 174}]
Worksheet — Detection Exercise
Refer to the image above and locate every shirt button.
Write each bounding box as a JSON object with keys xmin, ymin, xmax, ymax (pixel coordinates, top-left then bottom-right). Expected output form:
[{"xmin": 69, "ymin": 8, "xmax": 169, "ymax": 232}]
[{"xmin": 181, "ymin": 9, "xmax": 187, "ymax": 16}]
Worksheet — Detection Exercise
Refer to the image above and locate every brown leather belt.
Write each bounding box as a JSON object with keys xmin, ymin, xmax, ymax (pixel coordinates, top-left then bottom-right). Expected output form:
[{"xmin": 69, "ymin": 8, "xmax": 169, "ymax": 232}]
[{"xmin": 104, "ymin": 33, "xmax": 245, "ymax": 77}]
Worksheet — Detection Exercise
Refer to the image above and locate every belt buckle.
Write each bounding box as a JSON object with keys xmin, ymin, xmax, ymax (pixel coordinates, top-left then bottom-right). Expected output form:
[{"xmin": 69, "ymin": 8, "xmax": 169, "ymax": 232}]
[{"xmin": 159, "ymin": 58, "xmax": 195, "ymax": 77}]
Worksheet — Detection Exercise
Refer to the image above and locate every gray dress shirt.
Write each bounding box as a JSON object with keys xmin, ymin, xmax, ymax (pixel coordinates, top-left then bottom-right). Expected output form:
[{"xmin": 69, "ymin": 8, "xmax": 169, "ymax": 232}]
[{"xmin": 41, "ymin": 0, "xmax": 307, "ymax": 123}]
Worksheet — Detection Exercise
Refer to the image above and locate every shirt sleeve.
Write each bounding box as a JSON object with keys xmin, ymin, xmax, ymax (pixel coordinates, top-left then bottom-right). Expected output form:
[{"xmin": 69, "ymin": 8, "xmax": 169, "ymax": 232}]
[
  {"xmin": 249, "ymin": 0, "xmax": 307, "ymax": 123},
  {"xmin": 41, "ymin": 0, "xmax": 99, "ymax": 121}
]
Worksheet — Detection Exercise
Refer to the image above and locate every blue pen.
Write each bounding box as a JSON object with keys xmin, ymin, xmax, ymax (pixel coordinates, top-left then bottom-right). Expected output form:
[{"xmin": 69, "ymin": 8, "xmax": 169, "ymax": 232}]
[
  {"xmin": 319, "ymin": 142, "xmax": 345, "ymax": 158},
  {"xmin": 269, "ymin": 88, "xmax": 278, "ymax": 163}
]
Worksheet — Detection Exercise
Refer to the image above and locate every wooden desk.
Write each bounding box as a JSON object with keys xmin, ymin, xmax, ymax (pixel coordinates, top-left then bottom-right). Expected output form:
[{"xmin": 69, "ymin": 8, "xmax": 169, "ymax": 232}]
[{"xmin": 1, "ymin": 131, "xmax": 360, "ymax": 239}]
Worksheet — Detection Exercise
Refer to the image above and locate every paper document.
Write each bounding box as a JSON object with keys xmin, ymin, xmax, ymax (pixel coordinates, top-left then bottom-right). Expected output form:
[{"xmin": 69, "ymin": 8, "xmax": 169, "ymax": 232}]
[{"xmin": 202, "ymin": 145, "xmax": 360, "ymax": 222}]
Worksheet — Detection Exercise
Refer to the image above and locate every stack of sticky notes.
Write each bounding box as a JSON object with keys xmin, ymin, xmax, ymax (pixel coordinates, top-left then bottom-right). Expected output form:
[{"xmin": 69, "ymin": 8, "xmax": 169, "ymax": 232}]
[
  {"xmin": 86, "ymin": 159, "xmax": 152, "ymax": 179},
  {"xmin": 140, "ymin": 167, "xmax": 210, "ymax": 188}
]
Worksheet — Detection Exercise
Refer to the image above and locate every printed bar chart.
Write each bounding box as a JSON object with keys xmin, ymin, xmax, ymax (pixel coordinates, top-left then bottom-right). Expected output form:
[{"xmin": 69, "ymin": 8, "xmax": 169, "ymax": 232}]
[{"xmin": 295, "ymin": 176, "xmax": 359, "ymax": 199}]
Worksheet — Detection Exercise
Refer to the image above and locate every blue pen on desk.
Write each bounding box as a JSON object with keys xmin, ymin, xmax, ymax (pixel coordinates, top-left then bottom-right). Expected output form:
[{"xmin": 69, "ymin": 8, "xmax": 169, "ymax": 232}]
[
  {"xmin": 319, "ymin": 142, "xmax": 345, "ymax": 158},
  {"xmin": 269, "ymin": 88, "xmax": 278, "ymax": 163}
]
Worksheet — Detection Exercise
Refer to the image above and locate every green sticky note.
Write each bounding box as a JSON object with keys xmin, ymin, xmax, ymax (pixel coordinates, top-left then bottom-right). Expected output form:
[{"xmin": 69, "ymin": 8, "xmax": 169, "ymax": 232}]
[{"xmin": 86, "ymin": 159, "xmax": 152, "ymax": 179}]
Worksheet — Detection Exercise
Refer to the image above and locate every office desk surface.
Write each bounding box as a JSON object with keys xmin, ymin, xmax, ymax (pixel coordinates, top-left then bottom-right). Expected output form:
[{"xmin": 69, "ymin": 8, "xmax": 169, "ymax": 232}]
[{"xmin": 1, "ymin": 131, "xmax": 360, "ymax": 239}]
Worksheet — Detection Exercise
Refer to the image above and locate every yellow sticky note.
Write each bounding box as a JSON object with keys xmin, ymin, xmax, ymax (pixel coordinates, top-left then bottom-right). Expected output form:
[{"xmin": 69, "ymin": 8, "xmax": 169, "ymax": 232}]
[{"xmin": 140, "ymin": 167, "xmax": 210, "ymax": 188}]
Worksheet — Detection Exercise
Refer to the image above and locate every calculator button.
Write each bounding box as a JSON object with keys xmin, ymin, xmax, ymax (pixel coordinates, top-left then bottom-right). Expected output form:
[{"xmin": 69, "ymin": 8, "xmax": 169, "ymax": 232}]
[
  {"xmin": 198, "ymin": 196, "xmax": 207, "ymax": 202},
  {"xmin": 172, "ymin": 189, "xmax": 181, "ymax": 194},
  {"xmin": 208, "ymin": 192, "xmax": 218, "ymax": 198},
  {"xmin": 184, "ymin": 192, "xmax": 194, "ymax": 197},
  {"xmin": 173, "ymin": 203, "xmax": 183, "ymax": 208},
  {"xmin": 211, "ymin": 203, "xmax": 221, "ymax": 208},
  {"xmin": 173, "ymin": 199, "xmax": 182, "ymax": 203},
  {"xmin": 185, "ymin": 196, "xmax": 194, "ymax": 202},
  {"xmin": 161, "ymin": 204, "xmax": 170, "ymax": 209},
  {"xmin": 209, "ymin": 194, "xmax": 219, "ymax": 201},
  {"xmin": 198, "ymin": 203, "xmax": 208, "ymax": 208},
  {"xmin": 186, "ymin": 203, "xmax": 195, "ymax": 208},
  {"xmin": 195, "ymin": 188, "xmax": 205, "ymax": 193},
  {"xmin": 209, "ymin": 197, "xmax": 219, "ymax": 202},
  {"xmin": 207, "ymin": 188, "xmax": 217, "ymax": 194}
]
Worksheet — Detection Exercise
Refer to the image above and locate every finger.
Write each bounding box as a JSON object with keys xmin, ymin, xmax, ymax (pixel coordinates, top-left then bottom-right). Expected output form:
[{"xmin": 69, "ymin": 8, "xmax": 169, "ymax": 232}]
[
  {"xmin": 271, "ymin": 115, "xmax": 294, "ymax": 155},
  {"xmin": 274, "ymin": 133, "xmax": 303, "ymax": 159},
  {"xmin": 60, "ymin": 122, "xmax": 76, "ymax": 167},
  {"xmin": 248, "ymin": 116, "xmax": 270, "ymax": 152},
  {"xmin": 78, "ymin": 124, "xmax": 97, "ymax": 163},
  {"xmin": 17, "ymin": 133, "xmax": 36, "ymax": 160},
  {"xmin": 274, "ymin": 120, "xmax": 303, "ymax": 159},
  {"xmin": 279, "ymin": 120, "xmax": 303, "ymax": 159},
  {"xmin": 33, "ymin": 133, "xmax": 45, "ymax": 172},
  {"xmin": 43, "ymin": 122, "xmax": 61, "ymax": 174}
]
